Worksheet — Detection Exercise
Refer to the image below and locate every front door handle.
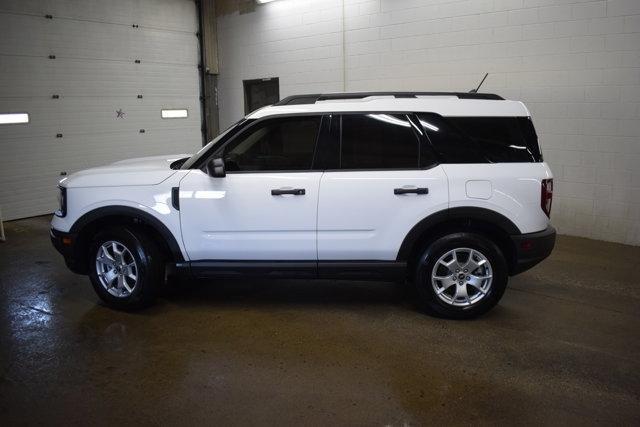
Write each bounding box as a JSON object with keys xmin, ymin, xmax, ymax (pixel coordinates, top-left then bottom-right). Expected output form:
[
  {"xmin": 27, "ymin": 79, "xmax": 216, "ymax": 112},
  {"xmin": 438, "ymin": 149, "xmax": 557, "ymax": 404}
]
[
  {"xmin": 394, "ymin": 187, "xmax": 429, "ymax": 195},
  {"xmin": 271, "ymin": 188, "xmax": 305, "ymax": 196}
]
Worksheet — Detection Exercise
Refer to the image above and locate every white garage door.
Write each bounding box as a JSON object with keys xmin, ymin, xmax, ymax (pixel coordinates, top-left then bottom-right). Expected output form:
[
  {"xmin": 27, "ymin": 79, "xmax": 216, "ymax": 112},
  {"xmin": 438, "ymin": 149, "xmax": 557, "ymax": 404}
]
[{"xmin": 0, "ymin": 0, "xmax": 202, "ymax": 221}]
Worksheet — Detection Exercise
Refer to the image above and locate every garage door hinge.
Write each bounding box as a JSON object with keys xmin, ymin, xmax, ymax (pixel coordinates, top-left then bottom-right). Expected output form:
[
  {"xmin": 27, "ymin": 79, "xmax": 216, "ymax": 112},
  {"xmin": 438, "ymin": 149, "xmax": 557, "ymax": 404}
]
[
  {"xmin": 52, "ymin": 94, "xmax": 59, "ymax": 99},
  {"xmin": 48, "ymin": 55, "xmax": 56, "ymax": 59},
  {"xmin": 56, "ymin": 133, "xmax": 63, "ymax": 138},
  {"xmin": 45, "ymin": 14, "xmax": 53, "ymax": 19},
  {"xmin": 137, "ymin": 94, "xmax": 143, "ymax": 99},
  {"xmin": 139, "ymin": 129, "xmax": 145, "ymax": 133},
  {"xmin": 132, "ymin": 24, "xmax": 139, "ymax": 28},
  {"xmin": 134, "ymin": 59, "xmax": 141, "ymax": 64}
]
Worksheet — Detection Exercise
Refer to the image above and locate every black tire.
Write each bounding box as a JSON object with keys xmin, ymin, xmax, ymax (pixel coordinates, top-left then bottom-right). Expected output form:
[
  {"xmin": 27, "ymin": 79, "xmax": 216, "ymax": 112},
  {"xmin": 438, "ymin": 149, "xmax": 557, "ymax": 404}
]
[
  {"xmin": 88, "ymin": 226, "xmax": 165, "ymax": 310},
  {"xmin": 414, "ymin": 232, "xmax": 508, "ymax": 319}
]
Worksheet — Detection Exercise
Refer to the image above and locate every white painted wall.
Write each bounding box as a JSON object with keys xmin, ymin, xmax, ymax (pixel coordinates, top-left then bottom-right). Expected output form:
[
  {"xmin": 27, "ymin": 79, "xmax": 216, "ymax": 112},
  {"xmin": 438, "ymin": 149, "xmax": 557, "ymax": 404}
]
[
  {"xmin": 216, "ymin": 0, "xmax": 640, "ymax": 245},
  {"xmin": 0, "ymin": 0, "xmax": 202, "ymax": 220}
]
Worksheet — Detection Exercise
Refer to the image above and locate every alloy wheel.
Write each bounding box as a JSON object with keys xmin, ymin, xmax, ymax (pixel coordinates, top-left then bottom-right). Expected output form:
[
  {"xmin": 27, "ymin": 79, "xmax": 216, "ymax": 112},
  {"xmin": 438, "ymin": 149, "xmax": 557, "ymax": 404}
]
[
  {"xmin": 431, "ymin": 247, "xmax": 493, "ymax": 307},
  {"xmin": 95, "ymin": 240, "xmax": 138, "ymax": 298}
]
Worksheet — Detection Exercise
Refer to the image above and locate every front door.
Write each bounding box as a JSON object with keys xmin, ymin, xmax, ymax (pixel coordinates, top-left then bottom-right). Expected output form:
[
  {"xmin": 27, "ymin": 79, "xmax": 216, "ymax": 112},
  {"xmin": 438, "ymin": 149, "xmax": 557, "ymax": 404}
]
[{"xmin": 179, "ymin": 115, "xmax": 322, "ymax": 261}]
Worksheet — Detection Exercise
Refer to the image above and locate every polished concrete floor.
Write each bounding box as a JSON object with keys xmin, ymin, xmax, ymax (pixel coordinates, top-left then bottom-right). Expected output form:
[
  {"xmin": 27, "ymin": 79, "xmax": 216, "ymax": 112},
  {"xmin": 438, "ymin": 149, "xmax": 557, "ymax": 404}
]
[{"xmin": 0, "ymin": 216, "xmax": 638, "ymax": 425}]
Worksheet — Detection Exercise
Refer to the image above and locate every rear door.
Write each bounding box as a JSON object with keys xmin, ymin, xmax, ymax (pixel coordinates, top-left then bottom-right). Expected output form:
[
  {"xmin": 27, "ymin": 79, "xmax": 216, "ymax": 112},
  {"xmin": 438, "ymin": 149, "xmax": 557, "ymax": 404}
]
[{"xmin": 317, "ymin": 113, "xmax": 449, "ymax": 261}]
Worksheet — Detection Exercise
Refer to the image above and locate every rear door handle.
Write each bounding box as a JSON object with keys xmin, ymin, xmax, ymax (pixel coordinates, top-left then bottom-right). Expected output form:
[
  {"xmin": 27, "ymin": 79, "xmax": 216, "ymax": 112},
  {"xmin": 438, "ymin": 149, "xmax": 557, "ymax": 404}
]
[
  {"xmin": 394, "ymin": 187, "xmax": 429, "ymax": 195},
  {"xmin": 271, "ymin": 188, "xmax": 305, "ymax": 196}
]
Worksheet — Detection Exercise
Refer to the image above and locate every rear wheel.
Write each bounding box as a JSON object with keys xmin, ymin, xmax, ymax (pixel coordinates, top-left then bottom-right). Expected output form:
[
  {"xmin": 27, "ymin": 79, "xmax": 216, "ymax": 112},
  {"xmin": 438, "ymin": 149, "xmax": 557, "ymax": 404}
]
[
  {"xmin": 88, "ymin": 227, "xmax": 164, "ymax": 310},
  {"xmin": 414, "ymin": 232, "xmax": 508, "ymax": 319}
]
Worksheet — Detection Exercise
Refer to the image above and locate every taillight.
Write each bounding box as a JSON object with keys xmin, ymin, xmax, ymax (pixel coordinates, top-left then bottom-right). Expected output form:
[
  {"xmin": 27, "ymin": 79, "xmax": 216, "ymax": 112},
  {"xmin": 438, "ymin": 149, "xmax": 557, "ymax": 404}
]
[{"xmin": 541, "ymin": 179, "xmax": 553, "ymax": 218}]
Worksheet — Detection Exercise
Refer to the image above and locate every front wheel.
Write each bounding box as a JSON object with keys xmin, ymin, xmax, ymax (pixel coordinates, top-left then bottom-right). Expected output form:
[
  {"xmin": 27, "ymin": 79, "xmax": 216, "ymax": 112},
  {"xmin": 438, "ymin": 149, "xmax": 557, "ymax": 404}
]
[
  {"xmin": 414, "ymin": 232, "xmax": 508, "ymax": 319},
  {"xmin": 88, "ymin": 227, "xmax": 164, "ymax": 310}
]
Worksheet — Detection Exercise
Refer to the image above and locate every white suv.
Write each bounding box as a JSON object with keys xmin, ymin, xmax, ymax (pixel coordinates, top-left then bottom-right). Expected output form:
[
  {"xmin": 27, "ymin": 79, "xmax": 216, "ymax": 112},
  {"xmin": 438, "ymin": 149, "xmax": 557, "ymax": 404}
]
[{"xmin": 51, "ymin": 92, "xmax": 555, "ymax": 318}]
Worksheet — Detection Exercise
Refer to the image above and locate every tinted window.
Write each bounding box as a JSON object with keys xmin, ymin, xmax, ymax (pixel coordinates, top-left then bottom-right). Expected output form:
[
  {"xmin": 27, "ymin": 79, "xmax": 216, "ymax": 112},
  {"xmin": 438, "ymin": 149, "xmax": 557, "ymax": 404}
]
[
  {"xmin": 417, "ymin": 113, "xmax": 542, "ymax": 163},
  {"xmin": 220, "ymin": 116, "xmax": 320, "ymax": 171},
  {"xmin": 341, "ymin": 114, "xmax": 419, "ymax": 169}
]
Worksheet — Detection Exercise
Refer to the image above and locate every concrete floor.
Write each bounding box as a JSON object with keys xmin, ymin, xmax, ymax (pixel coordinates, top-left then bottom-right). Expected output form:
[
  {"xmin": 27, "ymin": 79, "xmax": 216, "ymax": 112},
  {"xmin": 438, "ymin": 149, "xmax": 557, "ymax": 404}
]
[{"xmin": 0, "ymin": 216, "xmax": 638, "ymax": 425}]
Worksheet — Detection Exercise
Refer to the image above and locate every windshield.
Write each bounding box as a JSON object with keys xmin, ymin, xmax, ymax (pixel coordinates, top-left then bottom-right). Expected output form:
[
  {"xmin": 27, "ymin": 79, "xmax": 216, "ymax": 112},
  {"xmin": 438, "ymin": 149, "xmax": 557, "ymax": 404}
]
[{"xmin": 181, "ymin": 118, "xmax": 248, "ymax": 169}]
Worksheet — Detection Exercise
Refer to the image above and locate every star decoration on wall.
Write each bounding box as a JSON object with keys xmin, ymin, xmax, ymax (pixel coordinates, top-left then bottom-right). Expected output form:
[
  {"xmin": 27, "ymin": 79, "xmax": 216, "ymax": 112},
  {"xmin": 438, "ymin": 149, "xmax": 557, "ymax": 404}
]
[{"xmin": 116, "ymin": 109, "xmax": 125, "ymax": 119}]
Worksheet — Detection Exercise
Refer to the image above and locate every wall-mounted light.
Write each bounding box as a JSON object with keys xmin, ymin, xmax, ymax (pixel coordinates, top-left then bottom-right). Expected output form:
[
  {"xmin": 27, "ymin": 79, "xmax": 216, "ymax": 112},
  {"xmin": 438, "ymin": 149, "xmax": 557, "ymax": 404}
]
[
  {"xmin": 0, "ymin": 113, "xmax": 29, "ymax": 125},
  {"xmin": 161, "ymin": 108, "xmax": 188, "ymax": 119}
]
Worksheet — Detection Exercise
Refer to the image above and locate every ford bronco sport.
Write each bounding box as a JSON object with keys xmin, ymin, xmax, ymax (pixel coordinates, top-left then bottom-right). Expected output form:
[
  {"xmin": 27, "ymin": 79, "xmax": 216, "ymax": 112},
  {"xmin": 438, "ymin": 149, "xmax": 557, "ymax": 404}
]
[{"xmin": 51, "ymin": 92, "xmax": 556, "ymax": 318}]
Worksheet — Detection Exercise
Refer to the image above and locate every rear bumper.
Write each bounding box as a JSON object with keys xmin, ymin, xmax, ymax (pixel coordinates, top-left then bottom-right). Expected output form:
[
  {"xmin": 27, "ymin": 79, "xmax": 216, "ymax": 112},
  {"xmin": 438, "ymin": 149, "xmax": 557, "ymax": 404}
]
[
  {"xmin": 510, "ymin": 226, "xmax": 556, "ymax": 275},
  {"xmin": 50, "ymin": 228, "xmax": 86, "ymax": 274}
]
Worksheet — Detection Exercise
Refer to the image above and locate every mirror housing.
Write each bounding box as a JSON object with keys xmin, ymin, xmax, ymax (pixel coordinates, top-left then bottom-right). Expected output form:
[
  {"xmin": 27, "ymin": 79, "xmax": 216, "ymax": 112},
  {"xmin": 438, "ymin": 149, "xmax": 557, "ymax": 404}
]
[{"xmin": 206, "ymin": 158, "xmax": 226, "ymax": 178}]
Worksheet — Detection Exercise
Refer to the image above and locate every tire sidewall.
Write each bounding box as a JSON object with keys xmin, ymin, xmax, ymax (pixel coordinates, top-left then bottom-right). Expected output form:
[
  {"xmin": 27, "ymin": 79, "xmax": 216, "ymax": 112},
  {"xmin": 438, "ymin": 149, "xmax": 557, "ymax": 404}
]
[
  {"xmin": 415, "ymin": 232, "xmax": 508, "ymax": 319},
  {"xmin": 88, "ymin": 227, "xmax": 156, "ymax": 309}
]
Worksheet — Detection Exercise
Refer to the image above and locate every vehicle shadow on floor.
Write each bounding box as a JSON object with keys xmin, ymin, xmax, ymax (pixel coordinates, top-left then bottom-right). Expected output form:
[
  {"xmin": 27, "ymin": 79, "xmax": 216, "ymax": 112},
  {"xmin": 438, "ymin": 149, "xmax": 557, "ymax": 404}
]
[{"xmin": 160, "ymin": 278, "xmax": 412, "ymax": 310}]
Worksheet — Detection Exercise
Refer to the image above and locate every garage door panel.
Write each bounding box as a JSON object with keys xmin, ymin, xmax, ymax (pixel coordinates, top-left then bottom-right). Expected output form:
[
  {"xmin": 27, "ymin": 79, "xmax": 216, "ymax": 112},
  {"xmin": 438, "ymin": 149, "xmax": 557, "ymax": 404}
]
[
  {"xmin": 0, "ymin": 14, "xmax": 198, "ymax": 64},
  {"xmin": 0, "ymin": 58, "xmax": 199, "ymax": 98},
  {"xmin": 0, "ymin": 0, "xmax": 197, "ymax": 33}
]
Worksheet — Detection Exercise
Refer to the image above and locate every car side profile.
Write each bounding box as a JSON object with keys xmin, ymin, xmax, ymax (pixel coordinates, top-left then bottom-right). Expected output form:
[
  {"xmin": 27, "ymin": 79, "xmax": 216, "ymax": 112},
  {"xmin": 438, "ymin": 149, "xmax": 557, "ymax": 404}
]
[{"xmin": 51, "ymin": 92, "xmax": 556, "ymax": 319}]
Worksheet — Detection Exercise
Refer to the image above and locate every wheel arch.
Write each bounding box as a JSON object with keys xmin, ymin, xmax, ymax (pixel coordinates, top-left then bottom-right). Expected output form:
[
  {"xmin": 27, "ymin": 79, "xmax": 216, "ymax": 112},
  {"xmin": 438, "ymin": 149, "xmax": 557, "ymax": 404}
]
[
  {"xmin": 69, "ymin": 206, "xmax": 184, "ymax": 274},
  {"xmin": 397, "ymin": 207, "xmax": 520, "ymax": 276}
]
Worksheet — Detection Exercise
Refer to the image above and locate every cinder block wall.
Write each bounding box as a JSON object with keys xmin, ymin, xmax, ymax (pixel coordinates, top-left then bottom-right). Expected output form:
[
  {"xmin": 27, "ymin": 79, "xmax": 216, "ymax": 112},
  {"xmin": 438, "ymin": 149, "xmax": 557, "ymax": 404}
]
[{"xmin": 216, "ymin": 0, "xmax": 640, "ymax": 245}]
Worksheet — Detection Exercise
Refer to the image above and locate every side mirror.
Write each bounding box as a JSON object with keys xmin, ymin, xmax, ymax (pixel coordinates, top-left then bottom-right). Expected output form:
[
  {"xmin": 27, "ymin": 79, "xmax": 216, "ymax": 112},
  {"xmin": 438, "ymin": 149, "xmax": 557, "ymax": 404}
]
[{"xmin": 206, "ymin": 158, "xmax": 226, "ymax": 178}]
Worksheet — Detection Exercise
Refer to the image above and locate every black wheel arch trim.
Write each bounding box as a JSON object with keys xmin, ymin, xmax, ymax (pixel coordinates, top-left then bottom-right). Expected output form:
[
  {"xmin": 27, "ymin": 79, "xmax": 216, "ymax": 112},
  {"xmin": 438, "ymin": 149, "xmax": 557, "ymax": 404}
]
[
  {"xmin": 396, "ymin": 207, "xmax": 521, "ymax": 261},
  {"xmin": 69, "ymin": 206, "xmax": 185, "ymax": 262}
]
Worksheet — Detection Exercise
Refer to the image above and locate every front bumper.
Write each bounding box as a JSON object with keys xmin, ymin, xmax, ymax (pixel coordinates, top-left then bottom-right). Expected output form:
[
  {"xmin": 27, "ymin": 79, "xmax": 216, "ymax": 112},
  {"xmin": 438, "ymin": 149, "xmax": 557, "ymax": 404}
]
[
  {"xmin": 50, "ymin": 228, "xmax": 86, "ymax": 274},
  {"xmin": 510, "ymin": 226, "xmax": 556, "ymax": 275}
]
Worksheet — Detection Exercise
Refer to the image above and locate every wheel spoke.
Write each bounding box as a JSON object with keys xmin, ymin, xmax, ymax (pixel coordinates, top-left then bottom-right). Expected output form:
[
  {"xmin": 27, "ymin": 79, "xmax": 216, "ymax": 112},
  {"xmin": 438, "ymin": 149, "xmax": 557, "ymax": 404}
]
[
  {"xmin": 101, "ymin": 269, "xmax": 118, "ymax": 286},
  {"xmin": 462, "ymin": 250, "xmax": 485, "ymax": 272},
  {"xmin": 436, "ymin": 281, "xmax": 455, "ymax": 293},
  {"xmin": 97, "ymin": 254, "xmax": 115, "ymax": 268},
  {"xmin": 122, "ymin": 278, "xmax": 133, "ymax": 293},
  {"xmin": 117, "ymin": 274, "xmax": 125, "ymax": 290},
  {"xmin": 453, "ymin": 283, "xmax": 469, "ymax": 302},
  {"xmin": 101, "ymin": 246, "xmax": 116, "ymax": 263},
  {"xmin": 439, "ymin": 258, "xmax": 459, "ymax": 274},
  {"xmin": 467, "ymin": 280, "xmax": 486, "ymax": 293}
]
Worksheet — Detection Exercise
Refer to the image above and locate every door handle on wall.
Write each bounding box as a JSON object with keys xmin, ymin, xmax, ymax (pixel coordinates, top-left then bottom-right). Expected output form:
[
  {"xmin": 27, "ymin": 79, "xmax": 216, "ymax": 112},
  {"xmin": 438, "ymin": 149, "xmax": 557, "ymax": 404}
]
[
  {"xmin": 394, "ymin": 187, "xmax": 428, "ymax": 195},
  {"xmin": 271, "ymin": 188, "xmax": 305, "ymax": 196}
]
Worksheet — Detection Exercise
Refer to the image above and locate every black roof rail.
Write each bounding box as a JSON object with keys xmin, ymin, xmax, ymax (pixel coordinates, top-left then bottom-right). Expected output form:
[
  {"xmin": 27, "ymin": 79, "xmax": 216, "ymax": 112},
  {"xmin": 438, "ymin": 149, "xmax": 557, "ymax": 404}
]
[{"xmin": 275, "ymin": 91, "xmax": 504, "ymax": 105}]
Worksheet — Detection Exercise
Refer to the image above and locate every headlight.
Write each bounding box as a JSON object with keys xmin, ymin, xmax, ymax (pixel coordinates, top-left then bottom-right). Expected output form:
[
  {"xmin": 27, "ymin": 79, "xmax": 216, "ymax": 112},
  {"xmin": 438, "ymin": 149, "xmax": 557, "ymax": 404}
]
[{"xmin": 55, "ymin": 186, "xmax": 67, "ymax": 217}]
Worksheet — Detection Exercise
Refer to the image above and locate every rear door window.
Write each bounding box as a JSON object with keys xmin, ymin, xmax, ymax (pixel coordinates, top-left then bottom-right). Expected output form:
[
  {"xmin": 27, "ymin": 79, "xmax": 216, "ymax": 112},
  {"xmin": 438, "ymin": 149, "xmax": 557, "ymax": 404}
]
[
  {"xmin": 417, "ymin": 113, "xmax": 542, "ymax": 163},
  {"xmin": 340, "ymin": 114, "xmax": 420, "ymax": 169}
]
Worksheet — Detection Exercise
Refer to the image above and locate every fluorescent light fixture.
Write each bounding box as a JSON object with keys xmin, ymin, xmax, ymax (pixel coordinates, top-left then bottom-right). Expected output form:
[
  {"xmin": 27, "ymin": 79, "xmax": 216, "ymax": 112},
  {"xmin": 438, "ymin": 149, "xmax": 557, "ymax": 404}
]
[
  {"xmin": 256, "ymin": 0, "xmax": 279, "ymax": 3},
  {"xmin": 161, "ymin": 109, "xmax": 188, "ymax": 119},
  {"xmin": 0, "ymin": 113, "xmax": 29, "ymax": 124}
]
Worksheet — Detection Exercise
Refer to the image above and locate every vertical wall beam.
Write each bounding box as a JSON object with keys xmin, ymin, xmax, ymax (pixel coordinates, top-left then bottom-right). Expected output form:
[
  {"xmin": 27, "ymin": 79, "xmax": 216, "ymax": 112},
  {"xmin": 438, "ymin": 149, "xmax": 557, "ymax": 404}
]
[{"xmin": 197, "ymin": 0, "xmax": 220, "ymax": 144}]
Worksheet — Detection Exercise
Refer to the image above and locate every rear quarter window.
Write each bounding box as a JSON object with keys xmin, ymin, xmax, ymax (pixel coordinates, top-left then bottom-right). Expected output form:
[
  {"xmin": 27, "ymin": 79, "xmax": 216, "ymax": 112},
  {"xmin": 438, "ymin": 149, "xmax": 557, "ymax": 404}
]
[{"xmin": 417, "ymin": 113, "xmax": 542, "ymax": 163}]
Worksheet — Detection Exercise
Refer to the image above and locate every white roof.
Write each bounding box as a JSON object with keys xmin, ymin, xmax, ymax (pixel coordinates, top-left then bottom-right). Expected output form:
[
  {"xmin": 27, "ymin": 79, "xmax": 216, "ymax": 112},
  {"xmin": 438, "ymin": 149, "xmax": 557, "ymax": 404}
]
[{"xmin": 247, "ymin": 95, "xmax": 530, "ymax": 119}]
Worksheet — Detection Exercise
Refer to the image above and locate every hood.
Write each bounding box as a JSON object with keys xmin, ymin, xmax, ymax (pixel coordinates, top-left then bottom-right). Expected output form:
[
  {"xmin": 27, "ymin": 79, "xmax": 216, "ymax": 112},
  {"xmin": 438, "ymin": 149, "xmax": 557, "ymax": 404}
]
[{"xmin": 60, "ymin": 154, "xmax": 191, "ymax": 188}]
